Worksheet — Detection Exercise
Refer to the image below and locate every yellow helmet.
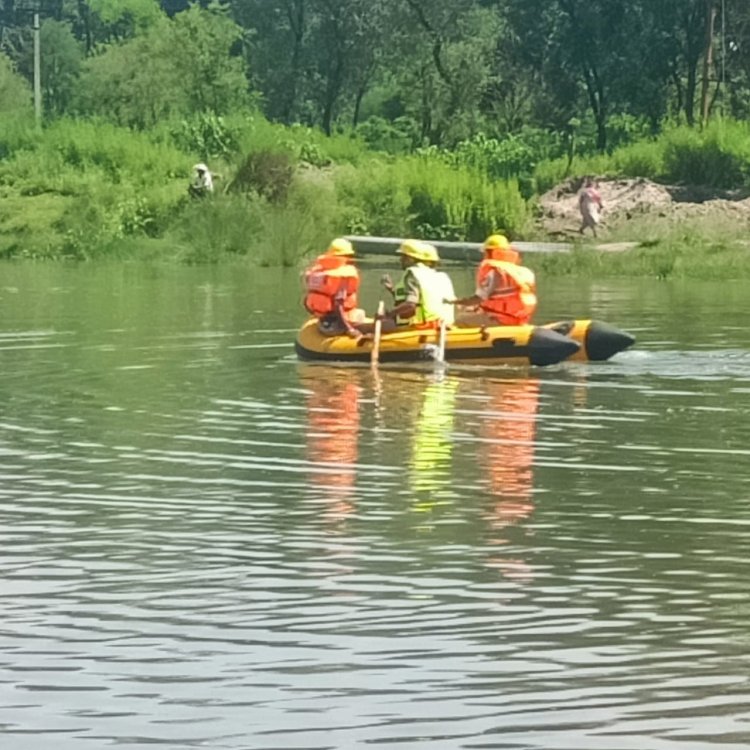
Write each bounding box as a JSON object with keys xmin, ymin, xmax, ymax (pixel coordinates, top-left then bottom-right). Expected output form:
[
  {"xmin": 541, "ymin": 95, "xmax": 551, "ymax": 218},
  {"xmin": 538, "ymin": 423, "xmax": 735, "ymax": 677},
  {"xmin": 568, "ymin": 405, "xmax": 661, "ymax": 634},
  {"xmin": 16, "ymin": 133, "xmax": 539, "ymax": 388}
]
[
  {"xmin": 396, "ymin": 239, "xmax": 429, "ymax": 262},
  {"xmin": 483, "ymin": 233, "xmax": 520, "ymax": 264},
  {"xmin": 327, "ymin": 237, "xmax": 355, "ymax": 256},
  {"xmin": 483, "ymin": 234, "xmax": 510, "ymax": 251},
  {"xmin": 420, "ymin": 242, "xmax": 440, "ymax": 263}
]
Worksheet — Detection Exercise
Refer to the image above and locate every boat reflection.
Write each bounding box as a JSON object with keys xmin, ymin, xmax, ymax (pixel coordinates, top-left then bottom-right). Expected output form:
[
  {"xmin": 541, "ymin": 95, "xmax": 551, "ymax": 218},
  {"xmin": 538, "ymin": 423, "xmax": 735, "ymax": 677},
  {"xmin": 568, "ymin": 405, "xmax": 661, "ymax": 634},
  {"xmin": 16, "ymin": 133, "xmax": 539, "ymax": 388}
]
[
  {"xmin": 478, "ymin": 378, "xmax": 540, "ymax": 582},
  {"xmin": 299, "ymin": 367, "xmax": 361, "ymax": 527},
  {"xmin": 298, "ymin": 365, "xmax": 547, "ymax": 582},
  {"xmin": 409, "ymin": 373, "xmax": 460, "ymax": 513}
]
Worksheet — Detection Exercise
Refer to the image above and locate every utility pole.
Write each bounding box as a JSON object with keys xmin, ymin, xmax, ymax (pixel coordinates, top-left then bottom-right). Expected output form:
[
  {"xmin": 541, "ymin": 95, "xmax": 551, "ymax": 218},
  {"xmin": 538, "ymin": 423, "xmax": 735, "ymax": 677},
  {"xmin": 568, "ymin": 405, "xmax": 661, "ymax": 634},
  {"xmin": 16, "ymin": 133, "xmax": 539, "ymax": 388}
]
[
  {"xmin": 33, "ymin": 10, "xmax": 42, "ymax": 128},
  {"xmin": 700, "ymin": 0, "xmax": 716, "ymax": 126}
]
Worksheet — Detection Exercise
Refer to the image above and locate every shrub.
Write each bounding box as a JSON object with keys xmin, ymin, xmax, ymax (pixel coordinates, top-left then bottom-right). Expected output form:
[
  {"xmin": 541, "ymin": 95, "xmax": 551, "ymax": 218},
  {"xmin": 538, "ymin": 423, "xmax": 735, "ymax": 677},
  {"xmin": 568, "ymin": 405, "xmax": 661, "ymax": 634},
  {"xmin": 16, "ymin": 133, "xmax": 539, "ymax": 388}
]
[
  {"xmin": 662, "ymin": 120, "xmax": 750, "ymax": 188},
  {"xmin": 170, "ymin": 112, "xmax": 240, "ymax": 161},
  {"xmin": 165, "ymin": 194, "xmax": 266, "ymax": 263},
  {"xmin": 404, "ymin": 156, "xmax": 528, "ymax": 239},
  {"xmin": 0, "ymin": 52, "xmax": 32, "ymax": 116},
  {"xmin": 335, "ymin": 154, "xmax": 528, "ymax": 240},
  {"xmin": 612, "ymin": 140, "xmax": 665, "ymax": 179},
  {"xmin": 355, "ymin": 116, "xmax": 420, "ymax": 154},
  {"xmin": 335, "ymin": 161, "xmax": 413, "ymax": 236},
  {"xmin": 255, "ymin": 179, "xmax": 340, "ymax": 267},
  {"xmin": 228, "ymin": 150, "xmax": 294, "ymax": 203}
]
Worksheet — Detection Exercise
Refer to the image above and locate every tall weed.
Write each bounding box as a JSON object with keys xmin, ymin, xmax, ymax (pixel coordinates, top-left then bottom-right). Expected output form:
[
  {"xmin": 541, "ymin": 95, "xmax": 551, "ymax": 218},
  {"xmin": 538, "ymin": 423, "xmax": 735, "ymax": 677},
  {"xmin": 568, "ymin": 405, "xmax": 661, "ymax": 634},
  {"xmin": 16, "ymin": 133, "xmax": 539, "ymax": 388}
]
[
  {"xmin": 662, "ymin": 120, "xmax": 750, "ymax": 188},
  {"xmin": 335, "ymin": 161, "xmax": 413, "ymax": 236},
  {"xmin": 336, "ymin": 155, "xmax": 527, "ymax": 240}
]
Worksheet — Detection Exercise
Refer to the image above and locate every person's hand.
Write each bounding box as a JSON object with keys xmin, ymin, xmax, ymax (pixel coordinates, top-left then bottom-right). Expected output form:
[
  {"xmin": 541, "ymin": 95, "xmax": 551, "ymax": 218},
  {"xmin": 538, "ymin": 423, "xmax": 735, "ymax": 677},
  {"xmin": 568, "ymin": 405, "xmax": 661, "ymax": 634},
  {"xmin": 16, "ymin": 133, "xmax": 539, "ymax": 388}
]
[
  {"xmin": 380, "ymin": 273, "xmax": 394, "ymax": 292},
  {"xmin": 374, "ymin": 307, "xmax": 390, "ymax": 321},
  {"xmin": 346, "ymin": 328, "xmax": 363, "ymax": 339}
]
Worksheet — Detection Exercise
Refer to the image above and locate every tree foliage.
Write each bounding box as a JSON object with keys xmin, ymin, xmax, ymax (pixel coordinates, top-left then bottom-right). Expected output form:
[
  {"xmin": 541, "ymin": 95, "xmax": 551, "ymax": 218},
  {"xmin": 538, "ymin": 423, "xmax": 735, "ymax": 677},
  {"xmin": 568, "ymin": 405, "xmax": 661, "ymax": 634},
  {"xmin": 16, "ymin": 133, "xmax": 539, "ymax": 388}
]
[
  {"xmin": 0, "ymin": 50, "xmax": 31, "ymax": 114},
  {"xmin": 0, "ymin": 0, "xmax": 748, "ymax": 154},
  {"xmin": 74, "ymin": 4, "xmax": 248, "ymax": 127}
]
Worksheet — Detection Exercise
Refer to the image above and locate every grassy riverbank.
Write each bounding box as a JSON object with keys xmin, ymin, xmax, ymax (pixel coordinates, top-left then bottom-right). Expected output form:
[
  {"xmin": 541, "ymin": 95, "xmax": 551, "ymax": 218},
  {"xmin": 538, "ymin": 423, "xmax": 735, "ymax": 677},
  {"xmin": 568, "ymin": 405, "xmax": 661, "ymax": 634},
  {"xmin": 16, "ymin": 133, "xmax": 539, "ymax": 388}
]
[{"xmin": 1, "ymin": 112, "xmax": 750, "ymax": 277}]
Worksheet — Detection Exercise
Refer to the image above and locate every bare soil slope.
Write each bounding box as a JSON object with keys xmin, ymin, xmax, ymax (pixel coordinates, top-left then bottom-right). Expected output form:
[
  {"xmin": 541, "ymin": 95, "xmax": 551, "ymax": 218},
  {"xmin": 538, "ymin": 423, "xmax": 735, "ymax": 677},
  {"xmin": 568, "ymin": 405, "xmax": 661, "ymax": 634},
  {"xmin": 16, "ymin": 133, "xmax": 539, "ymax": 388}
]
[{"xmin": 536, "ymin": 176, "xmax": 750, "ymax": 239}]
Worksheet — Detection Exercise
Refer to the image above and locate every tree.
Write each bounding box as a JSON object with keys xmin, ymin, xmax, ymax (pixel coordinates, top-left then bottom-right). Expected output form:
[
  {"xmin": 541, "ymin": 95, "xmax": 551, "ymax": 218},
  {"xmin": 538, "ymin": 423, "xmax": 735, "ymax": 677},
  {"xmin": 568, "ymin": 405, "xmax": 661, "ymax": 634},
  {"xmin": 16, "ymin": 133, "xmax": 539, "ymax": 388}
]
[
  {"xmin": 391, "ymin": 1, "xmax": 500, "ymax": 144},
  {"xmin": 39, "ymin": 18, "xmax": 81, "ymax": 115},
  {"xmin": 0, "ymin": 49, "xmax": 31, "ymax": 114},
  {"xmin": 75, "ymin": 4, "xmax": 249, "ymax": 127},
  {"xmin": 86, "ymin": 0, "xmax": 163, "ymax": 38}
]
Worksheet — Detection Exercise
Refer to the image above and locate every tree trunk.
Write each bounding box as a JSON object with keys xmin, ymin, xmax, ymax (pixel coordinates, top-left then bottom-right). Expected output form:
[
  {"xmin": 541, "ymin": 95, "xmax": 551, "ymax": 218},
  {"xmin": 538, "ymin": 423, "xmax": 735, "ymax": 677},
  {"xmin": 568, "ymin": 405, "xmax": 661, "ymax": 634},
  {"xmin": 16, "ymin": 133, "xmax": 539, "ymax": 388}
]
[
  {"xmin": 700, "ymin": 0, "xmax": 716, "ymax": 125},
  {"xmin": 581, "ymin": 62, "xmax": 607, "ymax": 151},
  {"xmin": 685, "ymin": 64, "xmax": 697, "ymax": 125},
  {"xmin": 283, "ymin": 0, "xmax": 305, "ymax": 124},
  {"xmin": 78, "ymin": 0, "xmax": 92, "ymax": 55},
  {"xmin": 321, "ymin": 49, "xmax": 344, "ymax": 135}
]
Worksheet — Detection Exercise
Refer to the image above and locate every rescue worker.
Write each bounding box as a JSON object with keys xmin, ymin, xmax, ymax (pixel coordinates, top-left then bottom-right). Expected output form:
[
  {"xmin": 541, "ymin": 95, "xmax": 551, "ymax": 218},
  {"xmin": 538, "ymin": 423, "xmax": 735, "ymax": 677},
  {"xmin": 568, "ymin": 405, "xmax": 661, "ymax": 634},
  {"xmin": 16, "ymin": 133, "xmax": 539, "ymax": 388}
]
[
  {"xmin": 303, "ymin": 238, "xmax": 364, "ymax": 337},
  {"xmin": 420, "ymin": 242, "xmax": 456, "ymax": 326},
  {"xmin": 188, "ymin": 163, "xmax": 214, "ymax": 198},
  {"xmin": 451, "ymin": 234, "xmax": 537, "ymax": 327},
  {"xmin": 380, "ymin": 239, "xmax": 448, "ymax": 332}
]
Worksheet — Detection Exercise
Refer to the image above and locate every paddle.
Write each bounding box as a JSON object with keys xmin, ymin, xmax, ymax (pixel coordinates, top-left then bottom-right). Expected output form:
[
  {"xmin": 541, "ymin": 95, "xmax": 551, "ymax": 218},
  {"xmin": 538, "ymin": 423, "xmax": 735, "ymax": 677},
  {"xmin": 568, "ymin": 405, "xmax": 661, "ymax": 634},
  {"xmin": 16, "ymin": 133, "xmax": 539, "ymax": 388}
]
[
  {"xmin": 371, "ymin": 300, "xmax": 385, "ymax": 367},
  {"xmin": 436, "ymin": 318, "xmax": 447, "ymax": 365}
]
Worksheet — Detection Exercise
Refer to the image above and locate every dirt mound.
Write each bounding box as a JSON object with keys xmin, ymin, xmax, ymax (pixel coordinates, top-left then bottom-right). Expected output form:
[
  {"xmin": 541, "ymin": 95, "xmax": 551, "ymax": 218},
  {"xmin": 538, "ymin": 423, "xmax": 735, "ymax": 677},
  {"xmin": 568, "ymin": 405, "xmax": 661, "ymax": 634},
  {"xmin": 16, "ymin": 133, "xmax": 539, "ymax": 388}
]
[{"xmin": 536, "ymin": 176, "xmax": 750, "ymax": 238}]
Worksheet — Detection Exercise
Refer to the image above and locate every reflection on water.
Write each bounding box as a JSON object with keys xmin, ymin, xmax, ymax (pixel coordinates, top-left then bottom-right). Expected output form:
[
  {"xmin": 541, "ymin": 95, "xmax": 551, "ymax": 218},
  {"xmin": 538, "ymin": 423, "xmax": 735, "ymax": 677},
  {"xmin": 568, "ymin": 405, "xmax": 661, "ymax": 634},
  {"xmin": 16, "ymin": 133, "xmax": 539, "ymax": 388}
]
[
  {"xmin": 3, "ymin": 267, "xmax": 750, "ymax": 749},
  {"xmin": 408, "ymin": 374, "xmax": 458, "ymax": 506},
  {"xmin": 303, "ymin": 369, "xmax": 361, "ymax": 524},
  {"xmin": 480, "ymin": 378, "xmax": 540, "ymax": 583}
]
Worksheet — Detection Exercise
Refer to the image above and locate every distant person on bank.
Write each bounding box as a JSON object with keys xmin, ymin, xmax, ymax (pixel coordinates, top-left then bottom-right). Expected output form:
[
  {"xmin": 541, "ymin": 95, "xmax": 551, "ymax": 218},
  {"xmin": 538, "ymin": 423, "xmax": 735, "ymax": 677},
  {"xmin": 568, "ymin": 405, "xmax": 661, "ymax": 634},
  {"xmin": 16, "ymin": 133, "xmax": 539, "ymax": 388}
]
[
  {"xmin": 578, "ymin": 177, "xmax": 603, "ymax": 237},
  {"xmin": 188, "ymin": 163, "xmax": 214, "ymax": 198},
  {"xmin": 449, "ymin": 234, "xmax": 537, "ymax": 327}
]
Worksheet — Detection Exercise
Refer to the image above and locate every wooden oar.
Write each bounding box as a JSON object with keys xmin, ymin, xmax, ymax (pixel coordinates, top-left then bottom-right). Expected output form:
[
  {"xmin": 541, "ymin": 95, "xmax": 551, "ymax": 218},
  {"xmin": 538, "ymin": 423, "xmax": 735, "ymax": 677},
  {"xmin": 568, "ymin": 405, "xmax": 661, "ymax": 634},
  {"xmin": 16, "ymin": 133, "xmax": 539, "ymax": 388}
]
[
  {"xmin": 436, "ymin": 319, "xmax": 447, "ymax": 365},
  {"xmin": 371, "ymin": 300, "xmax": 385, "ymax": 367}
]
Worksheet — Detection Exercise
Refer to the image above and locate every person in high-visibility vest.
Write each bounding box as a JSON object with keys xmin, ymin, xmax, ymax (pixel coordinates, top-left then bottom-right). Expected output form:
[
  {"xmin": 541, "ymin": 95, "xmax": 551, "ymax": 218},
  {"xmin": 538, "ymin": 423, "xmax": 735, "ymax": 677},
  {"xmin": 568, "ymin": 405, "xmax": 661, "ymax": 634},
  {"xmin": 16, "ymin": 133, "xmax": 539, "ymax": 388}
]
[
  {"xmin": 303, "ymin": 238, "xmax": 364, "ymax": 337},
  {"xmin": 451, "ymin": 234, "xmax": 537, "ymax": 326},
  {"xmin": 381, "ymin": 240, "xmax": 448, "ymax": 331},
  {"xmin": 418, "ymin": 242, "xmax": 456, "ymax": 327}
]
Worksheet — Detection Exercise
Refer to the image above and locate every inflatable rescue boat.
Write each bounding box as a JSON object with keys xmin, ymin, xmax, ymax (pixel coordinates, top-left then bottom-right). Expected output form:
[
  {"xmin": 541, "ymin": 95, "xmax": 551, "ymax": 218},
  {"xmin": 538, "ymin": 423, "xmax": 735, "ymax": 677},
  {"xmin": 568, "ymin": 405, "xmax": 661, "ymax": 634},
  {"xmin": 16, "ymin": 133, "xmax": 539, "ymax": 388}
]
[{"xmin": 295, "ymin": 318, "xmax": 634, "ymax": 367}]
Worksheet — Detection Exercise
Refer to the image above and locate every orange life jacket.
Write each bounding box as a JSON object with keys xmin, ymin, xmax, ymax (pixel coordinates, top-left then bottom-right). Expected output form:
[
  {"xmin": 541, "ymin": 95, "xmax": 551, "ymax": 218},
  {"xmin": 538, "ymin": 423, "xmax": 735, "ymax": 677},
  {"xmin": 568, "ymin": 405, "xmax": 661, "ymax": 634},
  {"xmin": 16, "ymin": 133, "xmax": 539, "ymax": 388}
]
[
  {"xmin": 303, "ymin": 254, "xmax": 360, "ymax": 318},
  {"xmin": 476, "ymin": 259, "xmax": 537, "ymax": 325}
]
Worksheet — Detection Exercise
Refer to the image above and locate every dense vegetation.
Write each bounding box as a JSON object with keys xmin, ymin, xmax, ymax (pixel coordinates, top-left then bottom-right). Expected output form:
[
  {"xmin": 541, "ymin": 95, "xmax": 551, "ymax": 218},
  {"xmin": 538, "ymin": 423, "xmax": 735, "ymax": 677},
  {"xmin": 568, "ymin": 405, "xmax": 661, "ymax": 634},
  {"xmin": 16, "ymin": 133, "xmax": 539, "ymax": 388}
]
[{"xmin": 0, "ymin": 0, "xmax": 749, "ymax": 272}]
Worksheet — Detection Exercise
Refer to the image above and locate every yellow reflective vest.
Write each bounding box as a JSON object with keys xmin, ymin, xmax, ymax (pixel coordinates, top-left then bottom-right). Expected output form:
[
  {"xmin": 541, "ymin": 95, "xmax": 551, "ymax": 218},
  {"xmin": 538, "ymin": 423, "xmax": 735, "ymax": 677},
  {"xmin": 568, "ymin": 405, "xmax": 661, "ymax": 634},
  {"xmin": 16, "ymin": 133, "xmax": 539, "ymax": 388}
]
[{"xmin": 393, "ymin": 264, "xmax": 448, "ymax": 327}]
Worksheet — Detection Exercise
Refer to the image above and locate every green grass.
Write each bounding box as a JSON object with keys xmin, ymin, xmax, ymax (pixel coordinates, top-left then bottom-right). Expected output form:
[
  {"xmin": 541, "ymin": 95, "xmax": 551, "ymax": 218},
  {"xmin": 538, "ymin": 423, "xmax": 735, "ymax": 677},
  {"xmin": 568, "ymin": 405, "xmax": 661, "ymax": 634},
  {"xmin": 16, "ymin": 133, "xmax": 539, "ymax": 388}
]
[
  {"xmin": 532, "ymin": 218, "xmax": 750, "ymax": 280},
  {"xmin": 2, "ymin": 111, "xmax": 750, "ymax": 273}
]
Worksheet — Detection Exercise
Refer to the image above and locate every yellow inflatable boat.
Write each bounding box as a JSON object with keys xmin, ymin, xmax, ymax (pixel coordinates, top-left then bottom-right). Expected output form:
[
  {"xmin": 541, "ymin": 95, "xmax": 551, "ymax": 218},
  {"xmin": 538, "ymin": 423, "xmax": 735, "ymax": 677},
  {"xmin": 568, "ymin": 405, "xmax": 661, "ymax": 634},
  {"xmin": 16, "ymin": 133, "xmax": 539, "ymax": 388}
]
[{"xmin": 295, "ymin": 318, "xmax": 634, "ymax": 366}]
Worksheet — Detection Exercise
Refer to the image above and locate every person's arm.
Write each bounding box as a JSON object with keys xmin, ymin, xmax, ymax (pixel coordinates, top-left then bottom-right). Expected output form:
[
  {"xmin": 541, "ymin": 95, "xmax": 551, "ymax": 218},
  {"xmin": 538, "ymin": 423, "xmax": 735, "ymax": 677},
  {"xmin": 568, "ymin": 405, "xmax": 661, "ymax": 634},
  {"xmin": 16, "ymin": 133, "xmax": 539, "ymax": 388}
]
[
  {"xmin": 452, "ymin": 269, "xmax": 514, "ymax": 306},
  {"xmin": 449, "ymin": 293, "xmax": 481, "ymax": 307},
  {"xmin": 388, "ymin": 300, "xmax": 417, "ymax": 320},
  {"xmin": 334, "ymin": 298, "xmax": 362, "ymax": 338}
]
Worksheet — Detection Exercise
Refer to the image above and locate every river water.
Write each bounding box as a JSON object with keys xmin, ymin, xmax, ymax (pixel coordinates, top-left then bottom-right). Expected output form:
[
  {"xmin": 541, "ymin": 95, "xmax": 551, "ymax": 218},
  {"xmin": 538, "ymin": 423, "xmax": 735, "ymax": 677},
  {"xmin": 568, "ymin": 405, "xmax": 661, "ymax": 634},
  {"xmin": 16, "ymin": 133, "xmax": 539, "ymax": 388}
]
[{"xmin": 1, "ymin": 262, "xmax": 750, "ymax": 750}]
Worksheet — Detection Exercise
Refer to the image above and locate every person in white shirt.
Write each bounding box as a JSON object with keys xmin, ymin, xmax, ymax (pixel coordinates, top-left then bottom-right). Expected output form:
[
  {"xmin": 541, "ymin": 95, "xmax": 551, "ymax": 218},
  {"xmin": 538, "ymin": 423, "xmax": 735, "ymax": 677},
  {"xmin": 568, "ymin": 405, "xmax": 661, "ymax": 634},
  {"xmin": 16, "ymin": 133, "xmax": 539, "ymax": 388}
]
[
  {"xmin": 578, "ymin": 177, "xmax": 603, "ymax": 236},
  {"xmin": 189, "ymin": 163, "xmax": 214, "ymax": 198}
]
